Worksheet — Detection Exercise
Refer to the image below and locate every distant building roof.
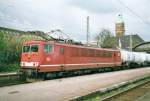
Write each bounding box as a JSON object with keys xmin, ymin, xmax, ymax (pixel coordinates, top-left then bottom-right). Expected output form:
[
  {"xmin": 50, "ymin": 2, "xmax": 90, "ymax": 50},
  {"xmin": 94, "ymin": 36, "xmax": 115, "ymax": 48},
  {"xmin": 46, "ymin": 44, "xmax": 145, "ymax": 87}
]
[
  {"xmin": 102, "ymin": 34, "xmax": 144, "ymax": 50},
  {"xmin": 0, "ymin": 27, "xmax": 48, "ymax": 40}
]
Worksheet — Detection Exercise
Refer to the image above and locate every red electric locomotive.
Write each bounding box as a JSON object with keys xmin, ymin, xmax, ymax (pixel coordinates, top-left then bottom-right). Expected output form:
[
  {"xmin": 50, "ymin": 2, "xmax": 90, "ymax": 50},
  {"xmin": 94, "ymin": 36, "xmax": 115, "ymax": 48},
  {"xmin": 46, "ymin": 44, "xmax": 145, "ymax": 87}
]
[{"xmin": 20, "ymin": 40, "xmax": 122, "ymax": 79}]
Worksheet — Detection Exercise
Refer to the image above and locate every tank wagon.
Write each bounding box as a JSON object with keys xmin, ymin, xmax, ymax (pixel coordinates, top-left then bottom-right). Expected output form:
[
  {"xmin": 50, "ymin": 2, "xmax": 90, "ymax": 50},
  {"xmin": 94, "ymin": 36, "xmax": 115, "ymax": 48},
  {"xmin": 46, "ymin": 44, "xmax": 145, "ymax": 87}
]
[
  {"xmin": 121, "ymin": 50, "xmax": 150, "ymax": 66},
  {"xmin": 20, "ymin": 41, "xmax": 150, "ymax": 79}
]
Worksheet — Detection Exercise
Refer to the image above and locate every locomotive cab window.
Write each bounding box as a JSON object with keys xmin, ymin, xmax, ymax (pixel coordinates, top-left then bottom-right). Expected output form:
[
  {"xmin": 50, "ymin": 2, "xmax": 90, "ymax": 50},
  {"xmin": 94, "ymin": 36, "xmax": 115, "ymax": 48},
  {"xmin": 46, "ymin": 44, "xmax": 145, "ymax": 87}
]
[
  {"xmin": 31, "ymin": 45, "xmax": 38, "ymax": 52},
  {"xmin": 23, "ymin": 45, "xmax": 38, "ymax": 53},
  {"xmin": 44, "ymin": 45, "xmax": 52, "ymax": 54},
  {"xmin": 23, "ymin": 46, "xmax": 30, "ymax": 53}
]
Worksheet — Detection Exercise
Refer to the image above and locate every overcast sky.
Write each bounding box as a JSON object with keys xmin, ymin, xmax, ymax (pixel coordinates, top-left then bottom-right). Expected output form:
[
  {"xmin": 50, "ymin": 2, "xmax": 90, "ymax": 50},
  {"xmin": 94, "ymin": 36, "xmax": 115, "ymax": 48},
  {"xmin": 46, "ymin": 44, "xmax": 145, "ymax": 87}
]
[{"xmin": 0, "ymin": 0, "xmax": 150, "ymax": 42}]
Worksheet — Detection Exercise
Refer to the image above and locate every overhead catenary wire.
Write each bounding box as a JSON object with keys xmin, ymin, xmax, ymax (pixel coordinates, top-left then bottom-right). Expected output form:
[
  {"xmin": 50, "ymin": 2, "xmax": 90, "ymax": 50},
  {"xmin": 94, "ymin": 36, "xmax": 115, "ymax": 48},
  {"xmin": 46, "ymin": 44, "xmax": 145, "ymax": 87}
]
[{"xmin": 117, "ymin": 0, "xmax": 150, "ymax": 27}]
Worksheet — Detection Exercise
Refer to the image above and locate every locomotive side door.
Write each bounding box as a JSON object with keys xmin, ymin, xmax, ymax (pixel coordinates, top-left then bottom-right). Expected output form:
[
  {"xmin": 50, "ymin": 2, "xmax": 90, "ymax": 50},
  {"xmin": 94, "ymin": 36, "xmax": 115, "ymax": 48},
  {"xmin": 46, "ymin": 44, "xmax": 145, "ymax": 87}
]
[
  {"xmin": 59, "ymin": 46, "xmax": 65, "ymax": 65},
  {"xmin": 42, "ymin": 44, "xmax": 53, "ymax": 65}
]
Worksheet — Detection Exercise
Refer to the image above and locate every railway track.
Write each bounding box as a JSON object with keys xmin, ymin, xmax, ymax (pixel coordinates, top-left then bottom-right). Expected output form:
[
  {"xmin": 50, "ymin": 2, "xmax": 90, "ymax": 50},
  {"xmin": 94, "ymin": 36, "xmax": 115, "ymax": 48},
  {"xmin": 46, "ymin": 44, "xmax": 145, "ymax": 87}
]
[
  {"xmin": 0, "ymin": 72, "xmax": 27, "ymax": 87},
  {"xmin": 102, "ymin": 76, "xmax": 150, "ymax": 101},
  {"xmin": 72, "ymin": 75, "xmax": 150, "ymax": 101},
  {"xmin": 104, "ymin": 81, "xmax": 150, "ymax": 101}
]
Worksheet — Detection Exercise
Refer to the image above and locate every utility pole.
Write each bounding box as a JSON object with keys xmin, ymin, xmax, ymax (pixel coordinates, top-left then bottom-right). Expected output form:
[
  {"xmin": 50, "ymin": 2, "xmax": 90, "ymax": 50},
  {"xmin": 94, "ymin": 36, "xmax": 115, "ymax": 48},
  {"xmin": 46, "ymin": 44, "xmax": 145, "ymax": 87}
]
[
  {"xmin": 87, "ymin": 16, "xmax": 89, "ymax": 45},
  {"xmin": 118, "ymin": 37, "xmax": 122, "ymax": 49},
  {"xmin": 130, "ymin": 33, "xmax": 133, "ymax": 52}
]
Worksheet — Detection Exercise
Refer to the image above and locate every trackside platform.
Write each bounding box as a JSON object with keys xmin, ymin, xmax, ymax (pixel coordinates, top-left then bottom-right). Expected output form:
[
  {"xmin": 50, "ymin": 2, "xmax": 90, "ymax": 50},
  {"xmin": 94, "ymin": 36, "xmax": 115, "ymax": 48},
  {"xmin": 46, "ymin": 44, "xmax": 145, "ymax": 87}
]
[{"xmin": 0, "ymin": 68, "xmax": 150, "ymax": 101}]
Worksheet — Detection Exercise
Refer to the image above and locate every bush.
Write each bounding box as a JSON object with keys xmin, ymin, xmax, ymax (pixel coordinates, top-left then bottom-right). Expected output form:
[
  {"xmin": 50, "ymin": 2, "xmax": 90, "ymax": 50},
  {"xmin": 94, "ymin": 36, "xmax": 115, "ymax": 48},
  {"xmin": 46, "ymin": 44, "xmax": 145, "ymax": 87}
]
[
  {"xmin": 0, "ymin": 30, "xmax": 44, "ymax": 72},
  {"xmin": 0, "ymin": 63, "xmax": 20, "ymax": 72}
]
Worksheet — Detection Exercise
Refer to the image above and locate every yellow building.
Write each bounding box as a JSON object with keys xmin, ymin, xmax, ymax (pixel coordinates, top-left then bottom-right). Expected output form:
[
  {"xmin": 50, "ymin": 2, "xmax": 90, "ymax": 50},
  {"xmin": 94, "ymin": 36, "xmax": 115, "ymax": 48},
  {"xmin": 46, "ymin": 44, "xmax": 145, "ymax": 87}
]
[{"xmin": 115, "ymin": 14, "xmax": 125, "ymax": 37}]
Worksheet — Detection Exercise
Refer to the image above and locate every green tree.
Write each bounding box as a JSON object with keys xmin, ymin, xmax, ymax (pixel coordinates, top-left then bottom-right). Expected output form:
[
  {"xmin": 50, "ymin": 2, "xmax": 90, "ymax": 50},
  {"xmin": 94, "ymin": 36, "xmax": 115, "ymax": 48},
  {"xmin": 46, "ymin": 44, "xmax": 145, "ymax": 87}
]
[
  {"xmin": 0, "ymin": 32, "xmax": 5, "ymax": 50},
  {"xmin": 95, "ymin": 28, "xmax": 113, "ymax": 48}
]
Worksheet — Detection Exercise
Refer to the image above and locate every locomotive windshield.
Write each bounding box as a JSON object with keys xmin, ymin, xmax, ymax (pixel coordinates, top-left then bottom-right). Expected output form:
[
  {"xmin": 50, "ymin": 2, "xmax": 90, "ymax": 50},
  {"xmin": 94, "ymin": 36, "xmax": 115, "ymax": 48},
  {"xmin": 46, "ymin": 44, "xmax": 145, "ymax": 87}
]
[
  {"xmin": 31, "ymin": 45, "xmax": 38, "ymax": 52},
  {"xmin": 23, "ymin": 45, "xmax": 39, "ymax": 53},
  {"xmin": 23, "ymin": 46, "xmax": 30, "ymax": 53}
]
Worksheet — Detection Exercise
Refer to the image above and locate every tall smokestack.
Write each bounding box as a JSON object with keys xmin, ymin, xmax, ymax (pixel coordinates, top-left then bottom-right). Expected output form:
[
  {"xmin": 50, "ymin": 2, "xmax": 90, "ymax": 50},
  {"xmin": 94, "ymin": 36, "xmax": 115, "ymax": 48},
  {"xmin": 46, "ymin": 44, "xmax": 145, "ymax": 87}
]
[{"xmin": 87, "ymin": 16, "xmax": 89, "ymax": 45}]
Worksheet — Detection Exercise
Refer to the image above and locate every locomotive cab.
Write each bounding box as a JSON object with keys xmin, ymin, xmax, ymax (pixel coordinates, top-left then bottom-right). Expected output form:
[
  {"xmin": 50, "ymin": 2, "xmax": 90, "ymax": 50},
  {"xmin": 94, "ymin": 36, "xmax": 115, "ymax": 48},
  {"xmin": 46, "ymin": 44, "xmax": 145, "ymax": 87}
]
[
  {"xmin": 21, "ymin": 44, "xmax": 40, "ymax": 67},
  {"xmin": 20, "ymin": 41, "xmax": 43, "ymax": 78},
  {"xmin": 20, "ymin": 41, "xmax": 55, "ymax": 79}
]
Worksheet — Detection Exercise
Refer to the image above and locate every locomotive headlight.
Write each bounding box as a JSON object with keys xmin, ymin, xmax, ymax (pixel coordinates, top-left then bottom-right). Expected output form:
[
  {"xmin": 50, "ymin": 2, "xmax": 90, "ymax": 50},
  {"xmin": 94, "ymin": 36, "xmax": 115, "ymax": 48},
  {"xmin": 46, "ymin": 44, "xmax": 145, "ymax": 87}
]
[
  {"xmin": 33, "ymin": 63, "xmax": 35, "ymax": 66},
  {"xmin": 21, "ymin": 62, "xmax": 25, "ymax": 66},
  {"xmin": 33, "ymin": 62, "xmax": 39, "ymax": 67},
  {"xmin": 23, "ymin": 63, "xmax": 25, "ymax": 66}
]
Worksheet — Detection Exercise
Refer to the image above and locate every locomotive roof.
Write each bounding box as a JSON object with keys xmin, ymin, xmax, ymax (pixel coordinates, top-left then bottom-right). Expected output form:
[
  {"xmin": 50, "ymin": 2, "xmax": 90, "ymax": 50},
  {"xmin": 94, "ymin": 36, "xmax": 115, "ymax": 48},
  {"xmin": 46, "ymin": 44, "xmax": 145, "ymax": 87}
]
[
  {"xmin": 53, "ymin": 41, "xmax": 119, "ymax": 52},
  {"xmin": 23, "ymin": 40, "xmax": 119, "ymax": 52},
  {"xmin": 23, "ymin": 40, "xmax": 46, "ymax": 45}
]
